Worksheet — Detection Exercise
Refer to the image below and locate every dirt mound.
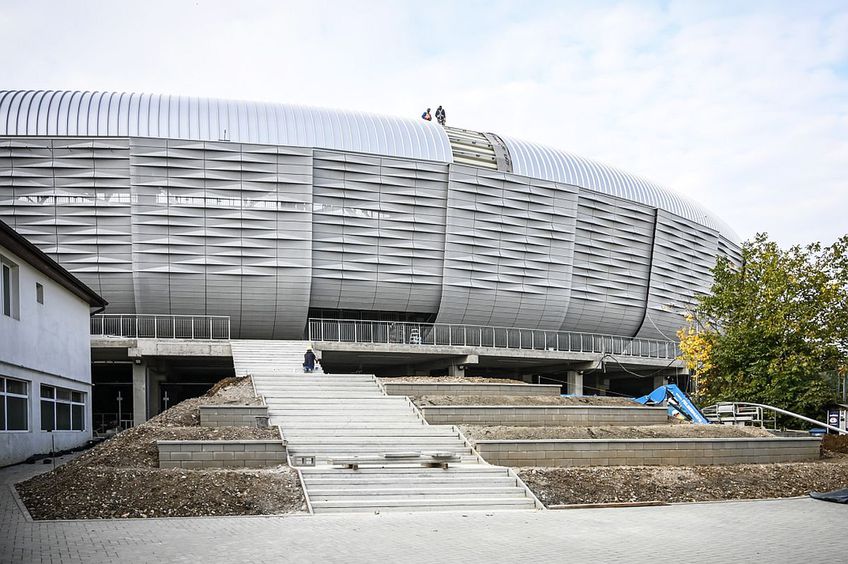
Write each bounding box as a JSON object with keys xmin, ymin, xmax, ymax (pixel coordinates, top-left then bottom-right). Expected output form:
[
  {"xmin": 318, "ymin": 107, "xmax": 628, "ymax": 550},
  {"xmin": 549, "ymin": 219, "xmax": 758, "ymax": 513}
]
[
  {"xmin": 148, "ymin": 377, "xmax": 260, "ymax": 427},
  {"xmin": 414, "ymin": 395, "xmax": 637, "ymax": 407},
  {"xmin": 380, "ymin": 376, "xmax": 528, "ymax": 384},
  {"xmin": 18, "ymin": 465, "xmax": 303, "ymax": 519},
  {"xmin": 519, "ymin": 456, "xmax": 848, "ymax": 505},
  {"xmin": 74, "ymin": 425, "xmax": 279, "ymax": 468},
  {"xmin": 462, "ymin": 424, "xmax": 774, "ymax": 442},
  {"xmin": 823, "ymin": 434, "xmax": 848, "ymax": 454},
  {"xmin": 15, "ymin": 376, "xmax": 304, "ymax": 520}
]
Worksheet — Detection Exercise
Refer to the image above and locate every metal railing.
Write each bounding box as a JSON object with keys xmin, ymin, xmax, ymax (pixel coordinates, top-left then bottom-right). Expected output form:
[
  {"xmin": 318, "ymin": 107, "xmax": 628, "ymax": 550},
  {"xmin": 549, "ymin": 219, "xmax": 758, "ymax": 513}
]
[
  {"xmin": 91, "ymin": 314, "xmax": 231, "ymax": 340},
  {"xmin": 307, "ymin": 318, "xmax": 681, "ymax": 360},
  {"xmin": 703, "ymin": 401, "xmax": 847, "ymax": 435}
]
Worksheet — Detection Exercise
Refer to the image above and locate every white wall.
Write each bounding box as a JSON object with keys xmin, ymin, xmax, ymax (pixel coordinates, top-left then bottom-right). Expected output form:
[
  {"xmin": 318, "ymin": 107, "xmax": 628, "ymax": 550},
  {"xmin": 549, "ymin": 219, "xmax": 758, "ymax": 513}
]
[{"xmin": 0, "ymin": 242, "xmax": 93, "ymax": 466}]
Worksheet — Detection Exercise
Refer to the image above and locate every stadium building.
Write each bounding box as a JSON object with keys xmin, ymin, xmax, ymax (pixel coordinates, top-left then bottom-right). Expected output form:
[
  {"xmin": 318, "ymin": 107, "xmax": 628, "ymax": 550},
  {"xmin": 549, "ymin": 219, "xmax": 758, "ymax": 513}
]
[
  {"xmin": 0, "ymin": 90, "xmax": 739, "ymax": 338},
  {"xmin": 0, "ymin": 90, "xmax": 741, "ymax": 422}
]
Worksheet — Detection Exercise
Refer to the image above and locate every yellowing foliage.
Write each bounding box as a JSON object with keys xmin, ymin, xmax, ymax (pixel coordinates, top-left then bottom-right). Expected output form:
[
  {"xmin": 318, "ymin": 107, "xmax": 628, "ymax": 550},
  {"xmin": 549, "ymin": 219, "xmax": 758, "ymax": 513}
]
[{"xmin": 677, "ymin": 320, "xmax": 713, "ymax": 376}]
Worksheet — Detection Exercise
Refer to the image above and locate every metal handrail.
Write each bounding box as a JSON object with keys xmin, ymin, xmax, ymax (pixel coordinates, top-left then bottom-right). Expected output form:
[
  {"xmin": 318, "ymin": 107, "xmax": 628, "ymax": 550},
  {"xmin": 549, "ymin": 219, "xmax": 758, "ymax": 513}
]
[
  {"xmin": 307, "ymin": 318, "xmax": 681, "ymax": 360},
  {"xmin": 704, "ymin": 401, "xmax": 847, "ymax": 435},
  {"xmin": 90, "ymin": 314, "xmax": 231, "ymax": 340}
]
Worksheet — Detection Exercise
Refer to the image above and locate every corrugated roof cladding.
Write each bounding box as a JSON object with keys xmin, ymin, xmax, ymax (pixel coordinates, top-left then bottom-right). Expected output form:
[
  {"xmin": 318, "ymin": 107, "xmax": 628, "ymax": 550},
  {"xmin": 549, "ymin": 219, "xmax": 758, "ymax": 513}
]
[{"xmin": 0, "ymin": 90, "xmax": 453, "ymax": 162}]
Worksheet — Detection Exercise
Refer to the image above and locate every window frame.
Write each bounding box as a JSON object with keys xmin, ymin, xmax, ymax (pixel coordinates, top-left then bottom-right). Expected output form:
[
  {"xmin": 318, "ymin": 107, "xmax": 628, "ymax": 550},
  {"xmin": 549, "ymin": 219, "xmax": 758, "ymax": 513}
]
[
  {"xmin": 1, "ymin": 255, "xmax": 20, "ymax": 320},
  {"xmin": 35, "ymin": 282, "xmax": 44, "ymax": 305},
  {"xmin": 40, "ymin": 384, "xmax": 86, "ymax": 432},
  {"xmin": 0, "ymin": 376, "xmax": 29, "ymax": 432}
]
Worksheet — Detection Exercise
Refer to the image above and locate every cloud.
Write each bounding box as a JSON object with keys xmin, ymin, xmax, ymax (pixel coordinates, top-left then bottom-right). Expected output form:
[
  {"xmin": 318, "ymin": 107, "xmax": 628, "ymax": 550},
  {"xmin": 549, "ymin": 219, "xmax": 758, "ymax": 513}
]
[{"xmin": 1, "ymin": 0, "xmax": 846, "ymax": 246}]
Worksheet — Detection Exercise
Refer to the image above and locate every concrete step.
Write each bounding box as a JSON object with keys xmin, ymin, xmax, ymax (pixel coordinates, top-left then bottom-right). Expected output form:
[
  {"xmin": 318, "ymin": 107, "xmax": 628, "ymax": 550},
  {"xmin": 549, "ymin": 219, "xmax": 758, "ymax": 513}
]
[
  {"xmin": 300, "ymin": 465, "xmax": 504, "ymax": 476},
  {"xmin": 308, "ymin": 486, "xmax": 524, "ymax": 497},
  {"xmin": 271, "ymin": 413, "xmax": 421, "ymax": 420},
  {"xmin": 303, "ymin": 476, "xmax": 518, "ymax": 487},
  {"xmin": 269, "ymin": 408, "xmax": 416, "ymax": 416},
  {"xmin": 271, "ymin": 423, "xmax": 428, "ymax": 430},
  {"xmin": 284, "ymin": 432, "xmax": 459, "ymax": 442},
  {"xmin": 310, "ymin": 497, "xmax": 535, "ymax": 513},
  {"xmin": 266, "ymin": 399, "xmax": 409, "ymax": 406},
  {"xmin": 289, "ymin": 439, "xmax": 469, "ymax": 449}
]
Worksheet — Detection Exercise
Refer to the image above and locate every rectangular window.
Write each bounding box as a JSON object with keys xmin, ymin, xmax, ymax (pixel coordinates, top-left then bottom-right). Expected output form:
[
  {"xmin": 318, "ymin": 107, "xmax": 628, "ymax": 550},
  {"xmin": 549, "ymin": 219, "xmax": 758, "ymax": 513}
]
[
  {"xmin": 36, "ymin": 282, "xmax": 44, "ymax": 304},
  {"xmin": 1, "ymin": 256, "xmax": 20, "ymax": 319},
  {"xmin": 2, "ymin": 263, "xmax": 10, "ymax": 316},
  {"xmin": 0, "ymin": 376, "xmax": 29, "ymax": 431},
  {"xmin": 39, "ymin": 384, "xmax": 85, "ymax": 431}
]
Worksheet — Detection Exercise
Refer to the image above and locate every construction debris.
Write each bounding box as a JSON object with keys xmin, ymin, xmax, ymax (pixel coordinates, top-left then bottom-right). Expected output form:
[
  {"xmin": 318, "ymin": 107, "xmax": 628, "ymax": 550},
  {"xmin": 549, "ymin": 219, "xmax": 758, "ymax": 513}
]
[
  {"xmin": 519, "ymin": 453, "xmax": 848, "ymax": 505},
  {"xmin": 460, "ymin": 424, "xmax": 773, "ymax": 442},
  {"xmin": 413, "ymin": 395, "xmax": 636, "ymax": 407},
  {"xmin": 380, "ymin": 376, "xmax": 528, "ymax": 384},
  {"xmin": 16, "ymin": 377, "xmax": 304, "ymax": 520}
]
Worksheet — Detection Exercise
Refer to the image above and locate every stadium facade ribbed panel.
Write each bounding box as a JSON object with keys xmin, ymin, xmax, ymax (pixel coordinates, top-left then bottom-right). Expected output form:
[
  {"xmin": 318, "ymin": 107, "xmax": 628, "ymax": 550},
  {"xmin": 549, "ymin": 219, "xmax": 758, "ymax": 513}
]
[{"xmin": 0, "ymin": 90, "xmax": 739, "ymax": 339}]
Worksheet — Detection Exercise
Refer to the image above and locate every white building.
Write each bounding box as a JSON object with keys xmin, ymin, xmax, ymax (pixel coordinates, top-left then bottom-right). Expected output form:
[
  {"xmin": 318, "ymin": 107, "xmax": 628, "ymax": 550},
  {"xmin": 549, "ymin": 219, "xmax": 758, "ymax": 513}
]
[{"xmin": 0, "ymin": 219, "xmax": 107, "ymax": 466}]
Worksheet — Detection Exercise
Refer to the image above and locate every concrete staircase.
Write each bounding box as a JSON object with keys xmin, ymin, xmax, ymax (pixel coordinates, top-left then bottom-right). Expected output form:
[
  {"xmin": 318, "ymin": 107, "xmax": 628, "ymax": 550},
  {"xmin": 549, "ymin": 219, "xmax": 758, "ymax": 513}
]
[{"xmin": 231, "ymin": 339, "xmax": 541, "ymax": 514}]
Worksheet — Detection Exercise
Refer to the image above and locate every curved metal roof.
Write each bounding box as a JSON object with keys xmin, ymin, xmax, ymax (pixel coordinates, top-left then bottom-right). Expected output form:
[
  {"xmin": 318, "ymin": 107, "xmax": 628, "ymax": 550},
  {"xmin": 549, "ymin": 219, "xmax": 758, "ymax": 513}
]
[
  {"xmin": 0, "ymin": 90, "xmax": 453, "ymax": 162},
  {"xmin": 500, "ymin": 134, "xmax": 738, "ymax": 240},
  {"xmin": 0, "ymin": 89, "xmax": 737, "ymax": 240}
]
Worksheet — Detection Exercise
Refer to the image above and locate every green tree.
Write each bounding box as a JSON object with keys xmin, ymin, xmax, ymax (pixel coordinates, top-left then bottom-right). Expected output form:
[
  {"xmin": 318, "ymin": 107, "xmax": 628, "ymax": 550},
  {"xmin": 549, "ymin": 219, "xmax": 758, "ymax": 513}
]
[{"xmin": 679, "ymin": 233, "xmax": 848, "ymax": 421}]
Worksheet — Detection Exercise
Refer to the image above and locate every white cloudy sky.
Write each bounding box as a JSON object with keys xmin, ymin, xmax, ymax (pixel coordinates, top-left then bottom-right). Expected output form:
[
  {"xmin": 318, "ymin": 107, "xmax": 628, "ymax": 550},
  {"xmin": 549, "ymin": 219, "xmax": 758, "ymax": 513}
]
[{"xmin": 3, "ymin": 0, "xmax": 846, "ymax": 246}]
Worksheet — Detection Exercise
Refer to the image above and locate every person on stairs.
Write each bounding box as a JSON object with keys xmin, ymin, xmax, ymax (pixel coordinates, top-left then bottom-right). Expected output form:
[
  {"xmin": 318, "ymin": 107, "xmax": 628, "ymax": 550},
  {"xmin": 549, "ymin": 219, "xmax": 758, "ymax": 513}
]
[{"xmin": 303, "ymin": 348, "xmax": 317, "ymax": 373}]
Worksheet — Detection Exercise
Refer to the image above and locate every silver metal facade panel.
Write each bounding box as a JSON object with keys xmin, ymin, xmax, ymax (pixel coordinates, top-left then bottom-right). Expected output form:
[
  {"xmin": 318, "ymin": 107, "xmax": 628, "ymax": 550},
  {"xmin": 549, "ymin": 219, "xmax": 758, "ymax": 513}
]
[
  {"xmin": 636, "ymin": 209, "xmax": 720, "ymax": 340},
  {"xmin": 561, "ymin": 190, "xmax": 654, "ymax": 335},
  {"xmin": 0, "ymin": 90, "xmax": 452, "ymax": 164},
  {"xmin": 500, "ymin": 134, "xmax": 738, "ymax": 242},
  {"xmin": 1, "ymin": 133, "xmax": 739, "ymax": 341},
  {"xmin": 310, "ymin": 150, "xmax": 449, "ymax": 313},
  {"xmin": 128, "ymin": 138, "xmax": 313, "ymax": 338},
  {"xmin": 0, "ymin": 137, "xmax": 135, "ymax": 312},
  {"xmin": 435, "ymin": 166, "xmax": 578, "ymax": 329}
]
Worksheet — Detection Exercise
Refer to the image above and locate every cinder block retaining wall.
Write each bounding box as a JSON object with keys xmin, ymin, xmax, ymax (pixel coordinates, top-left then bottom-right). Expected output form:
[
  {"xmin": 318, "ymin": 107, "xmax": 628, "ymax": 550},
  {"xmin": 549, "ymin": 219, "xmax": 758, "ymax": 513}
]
[
  {"xmin": 199, "ymin": 405, "xmax": 269, "ymax": 427},
  {"xmin": 475, "ymin": 438, "xmax": 821, "ymax": 467},
  {"xmin": 157, "ymin": 440, "xmax": 286, "ymax": 469},
  {"xmin": 422, "ymin": 406, "xmax": 669, "ymax": 427},
  {"xmin": 383, "ymin": 383, "xmax": 562, "ymax": 397}
]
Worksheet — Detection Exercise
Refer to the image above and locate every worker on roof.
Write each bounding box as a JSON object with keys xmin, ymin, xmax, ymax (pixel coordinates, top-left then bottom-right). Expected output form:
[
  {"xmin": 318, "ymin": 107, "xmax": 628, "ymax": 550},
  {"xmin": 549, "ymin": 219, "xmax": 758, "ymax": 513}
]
[
  {"xmin": 435, "ymin": 105, "xmax": 446, "ymax": 126},
  {"xmin": 421, "ymin": 108, "xmax": 432, "ymax": 121}
]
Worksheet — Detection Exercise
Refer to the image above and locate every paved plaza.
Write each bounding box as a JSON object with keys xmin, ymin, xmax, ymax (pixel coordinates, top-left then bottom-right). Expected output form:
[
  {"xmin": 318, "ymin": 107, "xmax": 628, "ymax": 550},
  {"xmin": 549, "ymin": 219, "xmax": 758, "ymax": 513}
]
[{"xmin": 1, "ymin": 457, "xmax": 845, "ymax": 563}]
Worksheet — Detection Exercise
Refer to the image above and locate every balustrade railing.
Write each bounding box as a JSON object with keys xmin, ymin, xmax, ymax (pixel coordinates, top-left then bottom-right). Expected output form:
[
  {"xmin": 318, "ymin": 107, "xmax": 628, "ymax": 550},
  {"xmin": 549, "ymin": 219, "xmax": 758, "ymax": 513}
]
[
  {"xmin": 308, "ymin": 318, "xmax": 680, "ymax": 360},
  {"xmin": 91, "ymin": 314, "xmax": 231, "ymax": 340}
]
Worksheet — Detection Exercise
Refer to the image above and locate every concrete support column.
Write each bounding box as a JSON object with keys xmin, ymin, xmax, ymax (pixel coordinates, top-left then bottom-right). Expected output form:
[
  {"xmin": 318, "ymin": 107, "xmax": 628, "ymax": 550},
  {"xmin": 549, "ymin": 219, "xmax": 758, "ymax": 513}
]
[
  {"xmin": 448, "ymin": 364, "xmax": 465, "ymax": 378},
  {"xmin": 653, "ymin": 373, "xmax": 668, "ymax": 390},
  {"xmin": 566, "ymin": 370, "xmax": 583, "ymax": 396},
  {"xmin": 149, "ymin": 374, "xmax": 164, "ymax": 417},
  {"xmin": 132, "ymin": 360, "xmax": 148, "ymax": 426}
]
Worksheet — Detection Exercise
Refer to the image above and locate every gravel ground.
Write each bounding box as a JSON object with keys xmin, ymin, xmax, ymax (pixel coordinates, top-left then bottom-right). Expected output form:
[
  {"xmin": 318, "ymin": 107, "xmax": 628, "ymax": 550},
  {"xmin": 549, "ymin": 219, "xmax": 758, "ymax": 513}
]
[
  {"xmin": 379, "ymin": 376, "xmax": 528, "ymax": 384},
  {"xmin": 519, "ymin": 453, "xmax": 848, "ymax": 505},
  {"xmin": 461, "ymin": 424, "xmax": 773, "ymax": 441},
  {"xmin": 16, "ymin": 377, "xmax": 305, "ymax": 520},
  {"xmin": 413, "ymin": 395, "xmax": 638, "ymax": 407}
]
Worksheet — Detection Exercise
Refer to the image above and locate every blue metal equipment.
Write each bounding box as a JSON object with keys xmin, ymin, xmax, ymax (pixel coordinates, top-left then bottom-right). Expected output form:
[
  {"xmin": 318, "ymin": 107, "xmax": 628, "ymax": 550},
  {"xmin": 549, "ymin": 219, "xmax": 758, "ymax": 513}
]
[{"xmin": 634, "ymin": 384, "xmax": 710, "ymax": 424}]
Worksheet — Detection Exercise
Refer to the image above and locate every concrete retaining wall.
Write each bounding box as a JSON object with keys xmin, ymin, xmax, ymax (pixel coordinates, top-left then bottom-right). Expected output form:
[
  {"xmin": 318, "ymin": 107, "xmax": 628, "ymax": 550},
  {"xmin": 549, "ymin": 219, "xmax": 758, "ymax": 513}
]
[
  {"xmin": 475, "ymin": 437, "xmax": 821, "ymax": 467},
  {"xmin": 422, "ymin": 405, "xmax": 668, "ymax": 427},
  {"xmin": 199, "ymin": 405, "xmax": 269, "ymax": 427},
  {"xmin": 383, "ymin": 382, "xmax": 561, "ymax": 397},
  {"xmin": 157, "ymin": 440, "xmax": 286, "ymax": 469}
]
